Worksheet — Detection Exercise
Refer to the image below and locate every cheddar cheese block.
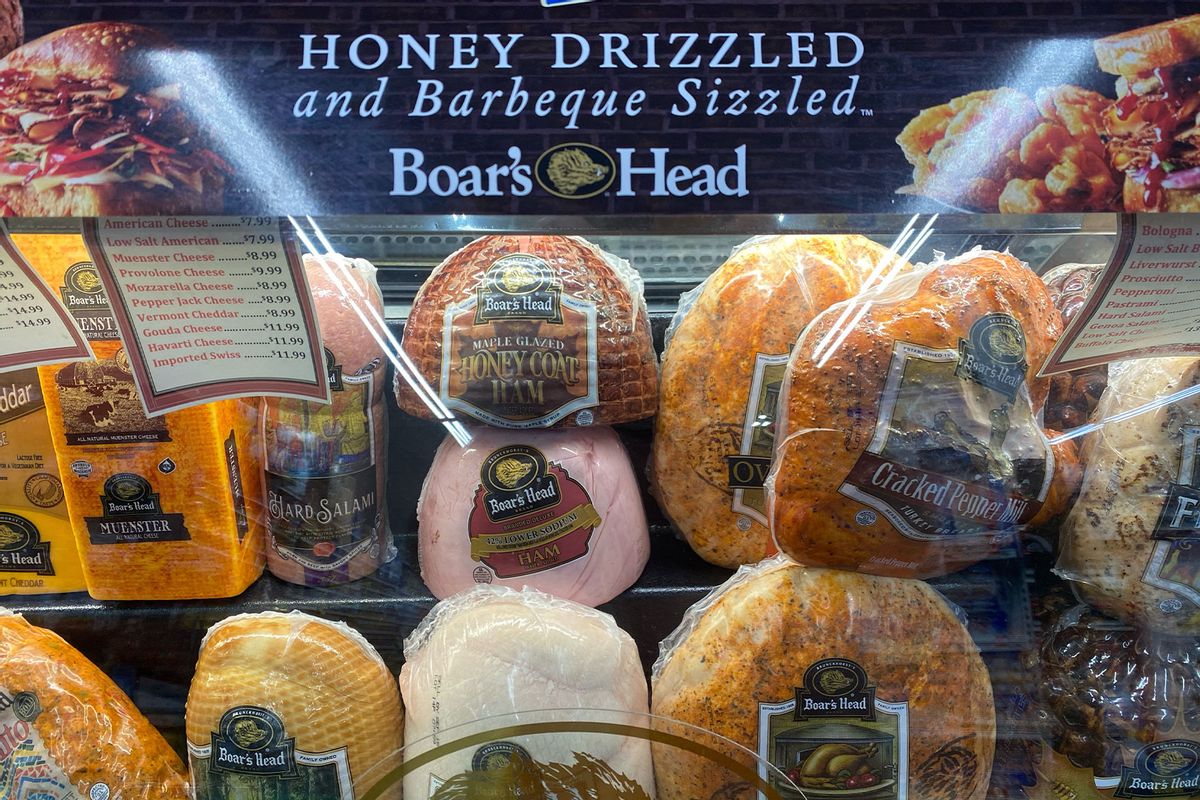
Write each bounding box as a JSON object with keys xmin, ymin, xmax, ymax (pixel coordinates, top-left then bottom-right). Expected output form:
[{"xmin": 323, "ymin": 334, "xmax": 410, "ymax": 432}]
[
  {"xmin": 0, "ymin": 610, "xmax": 189, "ymax": 798},
  {"xmin": 13, "ymin": 233, "xmax": 265, "ymax": 600},
  {"xmin": 0, "ymin": 367, "xmax": 86, "ymax": 595},
  {"xmin": 187, "ymin": 611, "xmax": 404, "ymax": 800}
]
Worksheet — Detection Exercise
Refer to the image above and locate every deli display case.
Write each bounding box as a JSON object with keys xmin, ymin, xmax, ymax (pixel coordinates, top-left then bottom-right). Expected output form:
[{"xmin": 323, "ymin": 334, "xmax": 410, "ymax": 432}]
[{"xmin": 3, "ymin": 2, "xmax": 1200, "ymax": 800}]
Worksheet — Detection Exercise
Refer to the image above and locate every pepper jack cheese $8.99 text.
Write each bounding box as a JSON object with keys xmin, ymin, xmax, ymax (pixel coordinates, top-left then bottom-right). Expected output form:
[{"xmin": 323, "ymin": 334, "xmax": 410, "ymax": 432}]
[{"xmin": 12, "ymin": 233, "xmax": 266, "ymax": 600}]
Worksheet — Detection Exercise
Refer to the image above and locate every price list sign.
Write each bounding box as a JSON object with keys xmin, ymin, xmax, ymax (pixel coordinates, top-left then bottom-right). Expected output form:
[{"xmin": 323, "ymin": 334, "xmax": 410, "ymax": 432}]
[
  {"xmin": 82, "ymin": 217, "xmax": 327, "ymax": 415},
  {"xmin": 1042, "ymin": 214, "xmax": 1200, "ymax": 375},
  {"xmin": 0, "ymin": 221, "xmax": 91, "ymax": 371}
]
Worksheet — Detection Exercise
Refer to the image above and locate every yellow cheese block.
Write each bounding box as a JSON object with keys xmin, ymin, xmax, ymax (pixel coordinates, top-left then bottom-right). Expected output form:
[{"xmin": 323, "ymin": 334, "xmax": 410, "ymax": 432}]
[
  {"xmin": 0, "ymin": 367, "xmax": 86, "ymax": 595},
  {"xmin": 187, "ymin": 611, "xmax": 404, "ymax": 799},
  {"xmin": 0, "ymin": 610, "xmax": 190, "ymax": 798},
  {"xmin": 12, "ymin": 233, "xmax": 265, "ymax": 600}
]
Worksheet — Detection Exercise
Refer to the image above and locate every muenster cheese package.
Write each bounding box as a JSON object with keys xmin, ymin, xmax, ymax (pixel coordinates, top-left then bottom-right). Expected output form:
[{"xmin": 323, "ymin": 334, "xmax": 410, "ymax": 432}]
[
  {"xmin": 0, "ymin": 610, "xmax": 189, "ymax": 798},
  {"xmin": 651, "ymin": 558, "xmax": 995, "ymax": 800},
  {"xmin": 767, "ymin": 249, "xmax": 1063, "ymax": 578},
  {"xmin": 651, "ymin": 234, "xmax": 911, "ymax": 568},
  {"xmin": 186, "ymin": 610, "xmax": 404, "ymax": 800},
  {"xmin": 0, "ymin": 366, "xmax": 86, "ymax": 595},
  {"xmin": 13, "ymin": 233, "xmax": 266, "ymax": 600}
]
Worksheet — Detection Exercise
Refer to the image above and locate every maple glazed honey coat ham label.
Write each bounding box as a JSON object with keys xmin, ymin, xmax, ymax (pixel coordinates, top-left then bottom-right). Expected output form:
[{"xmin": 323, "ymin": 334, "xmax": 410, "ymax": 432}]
[
  {"xmin": 442, "ymin": 253, "xmax": 599, "ymax": 428},
  {"xmin": 468, "ymin": 444, "xmax": 600, "ymax": 579}
]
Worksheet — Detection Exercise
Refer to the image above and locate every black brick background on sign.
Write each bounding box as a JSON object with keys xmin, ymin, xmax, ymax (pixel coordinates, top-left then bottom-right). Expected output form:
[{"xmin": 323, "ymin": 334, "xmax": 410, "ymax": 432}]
[{"xmin": 16, "ymin": 1, "xmax": 1195, "ymax": 214}]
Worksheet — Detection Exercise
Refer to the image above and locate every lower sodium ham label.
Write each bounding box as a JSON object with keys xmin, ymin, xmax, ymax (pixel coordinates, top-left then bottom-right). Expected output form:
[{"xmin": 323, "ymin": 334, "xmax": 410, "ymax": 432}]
[{"xmin": 469, "ymin": 444, "xmax": 600, "ymax": 579}]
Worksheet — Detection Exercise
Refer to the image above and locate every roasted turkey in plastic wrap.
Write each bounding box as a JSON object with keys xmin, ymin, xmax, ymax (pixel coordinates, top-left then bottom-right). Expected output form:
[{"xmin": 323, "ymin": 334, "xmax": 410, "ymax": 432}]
[
  {"xmin": 395, "ymin": 235, "xmax": 658, "ymax": 428},
  {"xmin": 767, "ymin": 249, "xmax": 1063, "ymax": 579},
  {"xmin": 651, "ymin": 235, "xmax": 910, "ymax": 568},
  {"xmin": 0, "ymin": 610, "xmax": 189, "ymax": 798},
  {"xmin": 1057, "ymin": 357, "xmax": 1200, "ymax": 636},
  {"xmin": 650, "ymin": 558, "xmax": 995, "ymax": 800}
]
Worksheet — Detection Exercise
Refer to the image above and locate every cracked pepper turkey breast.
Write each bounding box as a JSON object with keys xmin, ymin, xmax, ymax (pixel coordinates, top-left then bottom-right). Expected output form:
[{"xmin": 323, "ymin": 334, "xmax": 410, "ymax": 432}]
[{"xmin": 651, "ymin": 235, "xmax": 911, "ymax": 568}]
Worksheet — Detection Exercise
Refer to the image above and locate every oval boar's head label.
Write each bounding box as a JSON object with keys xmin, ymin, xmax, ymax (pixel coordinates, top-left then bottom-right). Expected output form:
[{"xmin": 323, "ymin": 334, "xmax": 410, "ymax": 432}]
[{"xmin": 469, "ymin": 444, "xmax": 601, "ymax": 579}]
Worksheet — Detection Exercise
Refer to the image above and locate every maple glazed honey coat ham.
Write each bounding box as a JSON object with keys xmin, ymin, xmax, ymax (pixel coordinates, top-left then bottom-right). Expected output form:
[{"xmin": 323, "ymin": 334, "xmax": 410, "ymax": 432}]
[
  {"xmin": 651, "ymin": 234, "xmax": 912, "ymax": 569},
  {"xmin": 418, "ymin": 426, "xmax": 649, "ymax": 606},
  {"xmin": 0, "ymin": 610, "xmax": 190, "ymax": 798},
  {"xmin": 264, "ymin": 253, "xmax": 394, "ymax": 586},
  {"xmin": 650, "ymin": 558, "xmax": 995, "ymax": 800},
  {"xmin": 766, "ymin": 249, "xmax": 1063, "ymax": 579},
  {"xmin": 186, "ymin": 611, "xmax": 404, "ymax": 800},
  {"xmin": 395, "ymin": 235, "xmax": 658, "ymax": 428}
]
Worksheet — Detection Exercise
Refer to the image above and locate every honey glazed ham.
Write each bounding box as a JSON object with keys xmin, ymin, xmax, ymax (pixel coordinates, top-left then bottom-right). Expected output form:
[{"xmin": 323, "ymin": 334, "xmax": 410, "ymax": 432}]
[
  {"xmin": 0, "ymin": 22, "xmax": 228, "ymax": 215},
  {"xmin": 766, "ymin": 250, "xmax": 1063, "ymax": 579},
  {"xmin": 395, "ymin": 235, "xmax": 658, "ymax": 428}
]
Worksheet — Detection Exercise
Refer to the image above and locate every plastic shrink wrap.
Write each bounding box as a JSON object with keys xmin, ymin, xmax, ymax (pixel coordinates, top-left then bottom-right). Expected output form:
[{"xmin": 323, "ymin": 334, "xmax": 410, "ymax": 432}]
[
  {"xmin": 419, "ymin": 426, "xmax": 648, "ymax": 606},
  {"xmin": 650, "ymin": 234, "xmax": 912, "ymax": 568},
  {"xmin": 13, "ymin": 232, "xmax": 266, "ymax": 600},
  {"xmin": 186, "ymin": 610, "xmax": 404, "ymax": 800},
  {"xmin": 1040, "ymin": 264, "xmax": 1107, "ymax": 431},
  {"xmin": 399, "ymin": 586, "xmax": 655, "ymax": 799},
  {"xmin": 0, "ymin": 366, "xmax": 86, "ymax": 594},
  {"xmin": 650, "ymin": 557, "xmax": 995, "ymax": 800},
  {"xmin": 394, "ymin": 235, "xmax": 658, "ymax": 428},
  {"xmin": 264, "ymin": 252, "xmax": 394, "ymax": 586},
  {"xmin": 766, "ymin": 249, "xmax": 1063, "ymax": 578},
  {"xmin": 1008, "ymin": 603, "xmax": 1200, "ymax": 799},
  {"xmin": 0, "ymin": 610, "xmax": 190, "ymax": 798},
  {"xmin": 1057, "ymin": 356, "xmax": 1200, "ymax": 636}
]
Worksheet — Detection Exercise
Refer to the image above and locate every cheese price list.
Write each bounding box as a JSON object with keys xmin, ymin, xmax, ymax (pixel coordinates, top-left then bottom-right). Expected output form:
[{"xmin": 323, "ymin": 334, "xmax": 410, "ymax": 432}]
[{"xmin": 83, "ymin": 216, "xmax": 326, "ymax": 412}]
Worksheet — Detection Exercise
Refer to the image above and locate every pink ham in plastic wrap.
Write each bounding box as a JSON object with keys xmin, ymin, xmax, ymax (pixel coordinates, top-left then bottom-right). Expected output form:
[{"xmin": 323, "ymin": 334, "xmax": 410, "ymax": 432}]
[
  {"xmin": 263, "ymin": 253, "xmax": 395, "ymax": 586},
  {"xmin": 418, "ymin": 426, "xmax": 649, "ymax": 606}
]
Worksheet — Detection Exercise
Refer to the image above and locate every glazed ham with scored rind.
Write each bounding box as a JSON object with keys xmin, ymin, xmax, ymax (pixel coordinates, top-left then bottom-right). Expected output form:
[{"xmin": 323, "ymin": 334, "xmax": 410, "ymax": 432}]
[
  {"xmin": 395, "ymin": 235, "xmax": 658, "ymax": 428},
  {"xmin": 0, "ymin": 610, "xmax": 189, "ymax": 799}
]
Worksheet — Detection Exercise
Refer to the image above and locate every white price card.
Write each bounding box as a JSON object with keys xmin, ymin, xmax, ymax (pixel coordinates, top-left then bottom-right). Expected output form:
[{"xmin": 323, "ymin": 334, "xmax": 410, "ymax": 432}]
[
  {"xmin": 1040, "ymin": 214, "xmax": 1200, "ymax": 376},
  {"xmin": 82, "ymin": 216, "xmax": 328, "ymax": 416},
  {"xmin": 0, "ymin": 221, "xmax": 91, "ymax": 371}
]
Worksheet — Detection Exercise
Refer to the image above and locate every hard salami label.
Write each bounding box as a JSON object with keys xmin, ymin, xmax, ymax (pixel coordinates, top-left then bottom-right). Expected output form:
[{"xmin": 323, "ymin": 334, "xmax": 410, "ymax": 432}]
[
  {"xmin": 0, "ymin": 687, "xmax": 82, "ymax": 799},
  {"xmin": 758, "ymin": 659, "xmax": 909, "ymax": 798},
  {"xmin": 265, "ymin": 361, "xmax": 380, "ymax": 581},
  {"xmin": 839, "ymin": 335, "xmax": 1052, "ymax": 541},
  {"xmin": 441, "ymin": 257, "xmax": 598, "ymax": 428},
  {"xmin": 1144, "ymin": 425, "xmax": 1200, "ymax": 615},
  {"xmin": 468, "ymin": 444, "xmax": 600, "ymax": 579},
  {"xmin": 729, "ymin": 352, "xmax": 789, "ymax": 526},
  {"xmin": 189, "ymin": 706, "xmax": 353, "ymax": 799}
]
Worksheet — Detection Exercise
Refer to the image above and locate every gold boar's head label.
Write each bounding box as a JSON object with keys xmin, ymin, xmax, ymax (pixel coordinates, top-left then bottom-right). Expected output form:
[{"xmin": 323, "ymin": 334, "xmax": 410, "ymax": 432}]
[
  {"xmin": 468, "ymin": 444, "xmax": 600, "ymax": 580},
  {"xmin": 210, "ymin": 706, "xmax": 298, "ymax": 778},
  {"xmin": 1115, "ymin": 741, "xmax": 1200, "ymax": 798},
  {"xmin": 955, "ymin": 313, "xmax": 1028, "ymax": 402},
  {"xmin": 0, "ymin": 512, "xmax": 54, "ymax": 576},
  {"xmin": 84, "ymin": 472, "xmax": 190, "ymax": 545},
  {"xmin": 59, "ymin": 261, "xmax": 118, "ymax": 341}
]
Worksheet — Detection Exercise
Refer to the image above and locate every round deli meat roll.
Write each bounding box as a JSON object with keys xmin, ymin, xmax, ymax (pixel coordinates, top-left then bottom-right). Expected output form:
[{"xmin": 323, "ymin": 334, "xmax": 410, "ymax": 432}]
[
  {"xmin": 1057, "ymin": 357, "xmax": 1200, "ymax": 636},
  {"xmin": 264, "ymin": 253, "xmax": 395, "ymax": 587},
  {"xmin": 418, "ymin": 426, "xmax": 649, "ymax": 607},
  {"xmin": 1041, "ymin": 263, "xmax": 1107, "ymax": 432},
  {"xmin": 767, "ymin": 249, "xmax": 1063, "ymax": 579},
  {"xmin": 651, "ymin": 234, "xmax": 912, "ymax": 569},
  {"xmin": 1021, "ymin": 604, "xmax": 1200, "ymax": 799},
  {"xmin": 399, "ymin": 586, "xmax": 655, "ymax": 799},
  {"xmin": 186, "ymin": 611, "xmax": 404, "ymax": 800},
  {"xmin": 0, "ymin": 610, "xmax": 189, "ymax": 798},
  {"xmin": 395, "ymin": 235, "xmax": 658, "ymax": 428},
  {"xmin": 651, "ymin": 558, "xmax": 995, "ymax": 800}
]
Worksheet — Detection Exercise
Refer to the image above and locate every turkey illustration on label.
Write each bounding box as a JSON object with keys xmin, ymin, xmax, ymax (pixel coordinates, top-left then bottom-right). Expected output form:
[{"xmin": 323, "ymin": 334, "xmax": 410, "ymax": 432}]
[
  {"xmin": 469, "ymin": 444, "xmax": 601, "ymax": 579},
  {"xmin": 839, "ymin": 314, "xmax": 1052, "ymax": 541},
  {"xmin": 759, "ymin": 658, "xmax": 908, "ymax": 799}
]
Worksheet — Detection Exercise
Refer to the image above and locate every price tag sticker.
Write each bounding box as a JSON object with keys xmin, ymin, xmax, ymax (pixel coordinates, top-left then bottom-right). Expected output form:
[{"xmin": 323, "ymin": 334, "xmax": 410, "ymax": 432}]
[
  {"xmin": 1040, "ymin": 214, "xmax": 1200, "ymax": 376},
  {"xmin": 0, "ymin": 220, "xmax": 92, "ymax": 372},
  {"xmin": 82, "ymin": 217, "xmax": 328, "ymax": 416}
]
